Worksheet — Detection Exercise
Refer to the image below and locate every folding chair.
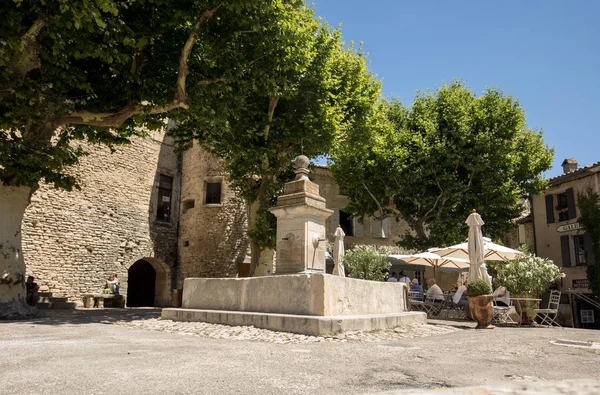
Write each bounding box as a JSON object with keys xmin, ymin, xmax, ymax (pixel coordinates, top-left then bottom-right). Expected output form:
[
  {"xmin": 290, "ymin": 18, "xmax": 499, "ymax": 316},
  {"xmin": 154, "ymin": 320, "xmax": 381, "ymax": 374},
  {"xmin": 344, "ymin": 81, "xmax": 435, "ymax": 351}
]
[
  {"xmin": 492, "ymin": 299, "xmax": 517, "ymax": 325},
  {"xmin": 534, "ymin": 290, "xmax": 561, "ymax": 327},
  {"xmin": 423, "ymin": 296, "xmax": 444, "ymax": 317}
]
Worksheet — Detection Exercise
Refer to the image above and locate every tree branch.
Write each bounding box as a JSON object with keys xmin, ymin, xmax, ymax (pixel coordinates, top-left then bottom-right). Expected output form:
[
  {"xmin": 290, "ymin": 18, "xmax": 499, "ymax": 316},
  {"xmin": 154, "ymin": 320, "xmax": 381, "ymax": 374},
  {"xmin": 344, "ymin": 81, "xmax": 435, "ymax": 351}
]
[
  {"xmin": 195, "ymin": 77, "xmax": 228, "ymax": 87},
  {"xmin": 53, "ymin": 4, "xmax": 224, "ymax": 130},
  {"xmin": 263, "ymin": 96, "xmax": 280, "ymax": 138},
  {"xmin": 9, "ymin": 19, "xmax": 45, "ymax": 78}
]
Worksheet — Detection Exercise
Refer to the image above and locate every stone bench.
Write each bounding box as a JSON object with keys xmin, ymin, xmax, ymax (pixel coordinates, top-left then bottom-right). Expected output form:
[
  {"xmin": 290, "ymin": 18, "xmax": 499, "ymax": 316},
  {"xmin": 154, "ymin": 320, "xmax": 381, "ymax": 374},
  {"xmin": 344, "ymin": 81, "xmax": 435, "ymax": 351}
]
[{"xmin": 82, "ymin": 294, "xmax": 125, "ymax": 309}]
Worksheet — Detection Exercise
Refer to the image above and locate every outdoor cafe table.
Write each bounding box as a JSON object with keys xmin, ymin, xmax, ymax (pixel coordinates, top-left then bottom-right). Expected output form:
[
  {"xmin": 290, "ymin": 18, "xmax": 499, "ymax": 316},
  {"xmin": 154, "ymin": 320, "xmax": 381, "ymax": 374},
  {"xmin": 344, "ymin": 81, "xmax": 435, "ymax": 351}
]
[{"xmin": 510, "ymin": 297, "xmax": 542, "ymax": 325}]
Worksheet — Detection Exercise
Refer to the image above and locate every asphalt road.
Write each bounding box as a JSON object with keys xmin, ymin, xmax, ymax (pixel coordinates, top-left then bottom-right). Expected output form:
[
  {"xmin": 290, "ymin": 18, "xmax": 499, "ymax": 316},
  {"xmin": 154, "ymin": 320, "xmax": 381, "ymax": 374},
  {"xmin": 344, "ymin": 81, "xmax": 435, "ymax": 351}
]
[{"xmin": 1, "ymin": 310, "xmax": 599, "ymax": 394}]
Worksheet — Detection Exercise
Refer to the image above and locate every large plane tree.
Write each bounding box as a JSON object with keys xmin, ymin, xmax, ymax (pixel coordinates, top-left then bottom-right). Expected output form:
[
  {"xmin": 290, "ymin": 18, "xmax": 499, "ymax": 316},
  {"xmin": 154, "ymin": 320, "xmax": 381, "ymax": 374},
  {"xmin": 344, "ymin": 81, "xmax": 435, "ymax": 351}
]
[
  {"xmin": 0, "ymin": 0, "xmax": 323, "ymax": 317},
  {"xmin": 331, "ymin": 80, "xmax": 554, "ymax": 251},
  {"xmin": 171, "ymin": 9, "xmax": 382, "ymax": 276}
]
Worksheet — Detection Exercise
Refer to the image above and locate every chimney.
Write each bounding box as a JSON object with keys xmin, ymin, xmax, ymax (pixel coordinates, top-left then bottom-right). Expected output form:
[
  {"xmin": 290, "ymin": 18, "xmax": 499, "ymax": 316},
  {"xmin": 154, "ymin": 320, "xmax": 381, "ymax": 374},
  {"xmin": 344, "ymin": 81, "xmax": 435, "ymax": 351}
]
[{"xmin": 561, "ymin": 158, "xmax": 578, "ymax": 174}]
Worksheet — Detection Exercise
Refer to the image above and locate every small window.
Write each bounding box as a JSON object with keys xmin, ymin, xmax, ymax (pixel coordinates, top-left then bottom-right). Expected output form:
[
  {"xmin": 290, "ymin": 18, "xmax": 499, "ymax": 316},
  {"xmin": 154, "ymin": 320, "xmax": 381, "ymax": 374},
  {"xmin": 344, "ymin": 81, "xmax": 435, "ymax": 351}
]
[
  {"xmin": 205, "ymin": 182, "xmax": 222, "ymax": 205},
  {"xmin": 156, "ymin": 174, "xmax": 173, "ymax": 222},
  {"xmin": 339, "ymin": 210, "xmax": 354, "ymax": 236},
  {"xmin": 183, "ymin": 240, "xmax": 190, "ymax": 247},
  {"xmin": 581, "ymin": 310, "xmax": 595, "ymax": 324},
  {"xmin": 183, "ymin": 199, "xmax": 195, "ymax": 210}
]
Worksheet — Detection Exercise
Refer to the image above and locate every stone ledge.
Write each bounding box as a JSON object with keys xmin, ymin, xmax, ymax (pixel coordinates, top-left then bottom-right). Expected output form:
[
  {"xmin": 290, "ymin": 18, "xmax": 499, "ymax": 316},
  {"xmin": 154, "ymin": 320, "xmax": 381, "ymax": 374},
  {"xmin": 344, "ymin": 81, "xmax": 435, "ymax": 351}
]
[{"xmin": 161, "ymin": 308, "xmax": 426, "ymax": 336}]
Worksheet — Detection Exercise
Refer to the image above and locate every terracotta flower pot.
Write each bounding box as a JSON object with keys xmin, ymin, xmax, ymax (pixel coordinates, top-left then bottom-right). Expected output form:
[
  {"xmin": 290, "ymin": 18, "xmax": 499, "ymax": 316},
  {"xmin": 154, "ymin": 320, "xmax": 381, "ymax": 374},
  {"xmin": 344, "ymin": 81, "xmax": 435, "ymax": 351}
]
[
  {"xmin": 514, "ymin": 292, "xmax": 539, "ymax": 325},
  {"xmin": 468, "ymin": 294, "xmax": 494, "ymax": 329}
]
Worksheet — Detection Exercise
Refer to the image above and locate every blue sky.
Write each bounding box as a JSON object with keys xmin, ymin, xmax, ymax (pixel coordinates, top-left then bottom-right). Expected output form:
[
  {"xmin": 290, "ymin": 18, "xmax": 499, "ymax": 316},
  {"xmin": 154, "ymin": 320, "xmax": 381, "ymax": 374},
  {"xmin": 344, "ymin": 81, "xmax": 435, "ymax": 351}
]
[{"xmin": 312, "ymin": 0, "xmax": 599, "ymax": 178}]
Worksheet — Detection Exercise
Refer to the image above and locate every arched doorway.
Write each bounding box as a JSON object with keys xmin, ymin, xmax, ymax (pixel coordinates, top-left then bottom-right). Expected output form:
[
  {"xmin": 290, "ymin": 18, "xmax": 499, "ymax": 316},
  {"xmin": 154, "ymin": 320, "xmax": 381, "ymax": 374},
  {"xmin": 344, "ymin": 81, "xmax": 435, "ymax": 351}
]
[{"xmin": 127, "ymin": 259, "xmax": 156, "ymax": 307}]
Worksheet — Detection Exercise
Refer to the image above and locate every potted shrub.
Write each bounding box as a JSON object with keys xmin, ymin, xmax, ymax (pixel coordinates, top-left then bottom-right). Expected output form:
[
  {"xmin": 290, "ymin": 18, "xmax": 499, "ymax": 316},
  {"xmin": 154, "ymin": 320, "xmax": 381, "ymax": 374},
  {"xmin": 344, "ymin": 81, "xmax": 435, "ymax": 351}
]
[
  {"xmin": 467, "ymin": 279, "xmax": 494, "ymax": 329},
  {"xmin": 491, "ymin": 254, "xmax": 564, "ymax": 325}
]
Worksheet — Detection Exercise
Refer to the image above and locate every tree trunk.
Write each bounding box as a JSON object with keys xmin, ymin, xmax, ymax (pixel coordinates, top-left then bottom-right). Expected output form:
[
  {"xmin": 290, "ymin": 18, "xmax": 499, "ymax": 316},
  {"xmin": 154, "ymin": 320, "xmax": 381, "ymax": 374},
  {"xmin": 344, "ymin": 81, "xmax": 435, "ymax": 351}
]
[
  {"xmin": 247, "ymin": 201, "xmax": 262, "ymax": 277},
  {"xmin": 0, "ymin": 184, "xmax": 38, "ymax": 319}
]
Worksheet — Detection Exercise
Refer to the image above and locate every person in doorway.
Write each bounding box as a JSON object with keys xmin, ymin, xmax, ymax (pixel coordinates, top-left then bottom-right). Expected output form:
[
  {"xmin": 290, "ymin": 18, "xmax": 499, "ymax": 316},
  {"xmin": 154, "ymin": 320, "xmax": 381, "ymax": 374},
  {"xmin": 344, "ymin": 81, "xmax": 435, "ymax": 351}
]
[
  {"xmin": 26, "ymin": 276, "xmax": 40, "ymax": 306},
  {"xmin": 492, "ymin": 279, "xmax": 510, "ymax": 307},
  {"xmin": 425, "ymin": 278, "xmax": 444, "ymax": 302},
  {"xmin": 398, "ymin": 271, "xmax": 411, "ymax": 284},
  {"xmin": 105, "ymin": 274, "xmax": 120, "ymax": 294},
  {"xmin": 387, "ymin": 272, "xmax": 399, "ymax": 282}
]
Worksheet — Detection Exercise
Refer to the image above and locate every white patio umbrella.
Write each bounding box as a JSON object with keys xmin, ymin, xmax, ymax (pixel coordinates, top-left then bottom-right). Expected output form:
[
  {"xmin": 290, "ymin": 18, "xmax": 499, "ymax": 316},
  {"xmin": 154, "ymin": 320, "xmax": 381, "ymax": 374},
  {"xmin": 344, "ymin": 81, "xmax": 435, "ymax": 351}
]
[
  {"xmin": 465, "ymin": 210, "xmax": 490, "ymax": 284},
  {"xmin": 429, "ymin": 238, "xmax": 524, "ymax": 262},
  {"xmin": 332, "ymin": 225, "xmax": 346, "ymax": 277},
  {"xmin": 390, "ymin": 252, "xmax": 470, "ymax": 283}
]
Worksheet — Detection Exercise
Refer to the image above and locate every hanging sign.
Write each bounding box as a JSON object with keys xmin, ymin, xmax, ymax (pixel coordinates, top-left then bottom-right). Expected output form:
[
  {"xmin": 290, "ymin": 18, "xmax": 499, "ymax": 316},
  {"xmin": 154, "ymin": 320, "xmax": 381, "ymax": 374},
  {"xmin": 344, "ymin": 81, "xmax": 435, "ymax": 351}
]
[
  {"xmin": 556, "ymin": 222, "xmax": 583, "ymax": 233},
  {"xmin": 572, "ymin": 279, "xmax": 589, "ymax": 289}
]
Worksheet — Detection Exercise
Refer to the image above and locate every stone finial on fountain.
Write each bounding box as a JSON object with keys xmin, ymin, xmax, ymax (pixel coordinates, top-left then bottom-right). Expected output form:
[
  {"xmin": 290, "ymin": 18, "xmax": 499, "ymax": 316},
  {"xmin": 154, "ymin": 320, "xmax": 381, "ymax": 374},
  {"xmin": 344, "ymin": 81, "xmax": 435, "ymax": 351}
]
[{"xmin": 293, "ymin": 155, "xmax": 310, "ymax": 181}]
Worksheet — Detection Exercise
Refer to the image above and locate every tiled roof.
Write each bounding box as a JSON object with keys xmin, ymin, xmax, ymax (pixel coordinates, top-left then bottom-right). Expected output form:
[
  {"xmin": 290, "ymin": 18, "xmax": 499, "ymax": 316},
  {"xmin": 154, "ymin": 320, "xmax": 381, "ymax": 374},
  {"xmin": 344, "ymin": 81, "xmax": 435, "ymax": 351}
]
[{"xmin": 548, "ymin": 161, "xmax": 600, "ymax": 184}]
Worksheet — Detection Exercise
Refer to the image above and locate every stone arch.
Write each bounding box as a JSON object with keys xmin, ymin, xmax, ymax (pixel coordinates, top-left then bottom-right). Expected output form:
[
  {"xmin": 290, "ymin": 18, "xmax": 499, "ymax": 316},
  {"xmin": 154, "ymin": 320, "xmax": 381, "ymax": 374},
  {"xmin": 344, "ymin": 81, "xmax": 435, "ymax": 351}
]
[{"xmin": 126, "ymin": 257, "xmax": 171, "ymax": 307}]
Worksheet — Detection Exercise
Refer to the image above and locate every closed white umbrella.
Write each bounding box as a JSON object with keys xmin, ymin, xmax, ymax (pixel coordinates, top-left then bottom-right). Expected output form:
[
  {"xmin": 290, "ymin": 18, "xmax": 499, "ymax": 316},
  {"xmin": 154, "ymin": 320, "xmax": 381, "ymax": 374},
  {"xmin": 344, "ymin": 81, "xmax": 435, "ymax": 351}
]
[
  {"xmin": 466, "ymin": 210, "xmax": 491, "ymax": 285},
  {"xmin": 332, "ymin": 225, "xmax": 346, "ymax": 277},
  {"xmin": 390, "ymin": 251, "xmax": 470, "ymax": 283}
]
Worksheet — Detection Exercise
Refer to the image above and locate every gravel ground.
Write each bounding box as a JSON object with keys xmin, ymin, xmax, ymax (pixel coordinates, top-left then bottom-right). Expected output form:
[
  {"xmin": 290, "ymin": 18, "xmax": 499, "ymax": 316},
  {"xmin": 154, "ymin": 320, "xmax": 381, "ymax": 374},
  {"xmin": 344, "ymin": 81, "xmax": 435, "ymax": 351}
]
[
  {"xmin": 115, "ymin": 318, "xmax": 459, "ymax": 344},
  {"xmin": 1, "ymin": 309, "xmax": 600, "ymax": 394}
]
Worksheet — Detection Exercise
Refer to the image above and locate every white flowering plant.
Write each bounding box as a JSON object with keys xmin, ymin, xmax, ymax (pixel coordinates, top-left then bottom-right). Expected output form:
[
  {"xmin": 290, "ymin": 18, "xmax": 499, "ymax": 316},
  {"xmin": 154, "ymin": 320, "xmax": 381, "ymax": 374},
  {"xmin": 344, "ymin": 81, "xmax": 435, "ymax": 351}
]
[{"xmin": 492, "ymin": 254, "xmax": 564, "ymax": 295}]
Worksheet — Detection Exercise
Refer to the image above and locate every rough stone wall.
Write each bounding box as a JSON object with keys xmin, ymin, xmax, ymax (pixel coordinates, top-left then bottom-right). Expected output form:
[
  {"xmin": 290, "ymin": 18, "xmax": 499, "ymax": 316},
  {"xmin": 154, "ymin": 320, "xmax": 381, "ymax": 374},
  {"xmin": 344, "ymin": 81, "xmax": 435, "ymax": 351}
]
[
  {"xmin": 502, "ymin": 220, "xmax": 534, "ymax": 253},
  {"xmin": 21, "ymin": 130, "xmax": 180, "ymax": 304},
  {"xmin": 177, "ymin": 142, "xmax": 249, "ymax": 284}
]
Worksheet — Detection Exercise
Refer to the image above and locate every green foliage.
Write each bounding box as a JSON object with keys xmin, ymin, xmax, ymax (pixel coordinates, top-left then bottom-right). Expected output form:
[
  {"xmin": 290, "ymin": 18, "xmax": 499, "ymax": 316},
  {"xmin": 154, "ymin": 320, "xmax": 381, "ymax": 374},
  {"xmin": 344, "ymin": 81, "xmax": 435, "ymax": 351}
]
[
  {"xmin": 330, "ymin": 80, "xmax": 554, "ymax": 251},
  {"xmin": 494, "ymin": 254, "xmax": 564, "ymax": 295},
  {"xmin": 170, "ymin": 7, "xmax": 381, "ymax": 250},
  {"xmin": 343, "ymin": 245, "xmax": 389, "ymax": 281},
  {"xmin": 577, "ymin": 189, "xmax": 600, "ymax": 297},
  {"xmin": 466, "ymin": 279, "xmax": 492, "ymax": 297},
  {"xmin": 0, "ymin": 0, "xmax": 312, "ymax": 191}
]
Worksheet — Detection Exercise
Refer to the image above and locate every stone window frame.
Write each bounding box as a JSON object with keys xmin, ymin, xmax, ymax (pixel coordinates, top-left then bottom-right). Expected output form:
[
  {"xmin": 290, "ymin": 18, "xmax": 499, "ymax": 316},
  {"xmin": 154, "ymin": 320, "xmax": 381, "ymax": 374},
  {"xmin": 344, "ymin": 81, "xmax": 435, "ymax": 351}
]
[
  {"xmin": 204, "ymin": 176, "xmax": 224, "ymax": 207},
  {"xmin": 155, "ymin": 172, "xmax": 174, "ymax": 224}
]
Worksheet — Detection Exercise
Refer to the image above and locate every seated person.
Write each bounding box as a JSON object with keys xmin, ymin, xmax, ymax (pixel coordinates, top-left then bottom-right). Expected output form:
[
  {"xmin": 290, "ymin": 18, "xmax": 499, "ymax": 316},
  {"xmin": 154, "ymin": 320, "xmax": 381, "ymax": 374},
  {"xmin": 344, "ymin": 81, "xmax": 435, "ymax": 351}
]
[
  {"xmin": 425, "ymin": 278, "xmax": 444, "ymax": 302},
  {"xmin": 398, "ymin": 271, "xmax": 411, "ymax": 284},
  {"xmin": 105, "ymin": 274, "xmax": 120, "ymax": 294},
  {"xmin": 387, "ymin": 271, "xmax": 399, "ymax": 282},
  {"xmin": 453, "ymin": 280, "xmax": 470, "ymax": 317},
  {"xmin": 492, "ymin": 279, "xmax": 510, "ymax": 307},
  {"xmin": 26, "ymin": 276, "xmax": 40, "ymax": 306},
  {"xmin": 410, "ymin": 278, "xmax": 424, "ymax": 301}
]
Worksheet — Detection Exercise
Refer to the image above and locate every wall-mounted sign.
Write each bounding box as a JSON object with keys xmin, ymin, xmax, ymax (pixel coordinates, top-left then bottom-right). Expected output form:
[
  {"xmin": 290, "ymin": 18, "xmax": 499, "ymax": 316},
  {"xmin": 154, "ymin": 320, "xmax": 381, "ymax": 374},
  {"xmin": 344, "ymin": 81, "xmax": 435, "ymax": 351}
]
[
  {"xmin": 556, "ymin": 222, "xmax": 583, "ymax": 233},
  {"xmin": 162, "ymin": 196, "xmax": 170, "ymax": 202},
  {"xmin": 572, "ymin": 279, "xmax": 589, "ymax": 289}
]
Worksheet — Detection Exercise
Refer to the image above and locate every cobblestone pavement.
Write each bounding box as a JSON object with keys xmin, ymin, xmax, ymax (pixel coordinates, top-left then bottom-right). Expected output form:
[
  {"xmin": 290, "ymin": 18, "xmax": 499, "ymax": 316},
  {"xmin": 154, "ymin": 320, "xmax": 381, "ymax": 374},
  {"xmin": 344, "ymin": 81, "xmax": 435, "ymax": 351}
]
[{"xmin": 115, "ymin": 317, "xmax": 460, "ymax": 344}]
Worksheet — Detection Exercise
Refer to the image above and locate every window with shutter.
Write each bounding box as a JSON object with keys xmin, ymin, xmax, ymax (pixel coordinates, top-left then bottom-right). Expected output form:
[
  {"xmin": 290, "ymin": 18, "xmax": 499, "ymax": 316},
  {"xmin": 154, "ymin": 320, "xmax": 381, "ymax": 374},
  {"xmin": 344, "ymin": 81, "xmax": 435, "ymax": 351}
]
[{"xmin": 566, "ymin": 187, "xmax": 577, "ymax": 219}]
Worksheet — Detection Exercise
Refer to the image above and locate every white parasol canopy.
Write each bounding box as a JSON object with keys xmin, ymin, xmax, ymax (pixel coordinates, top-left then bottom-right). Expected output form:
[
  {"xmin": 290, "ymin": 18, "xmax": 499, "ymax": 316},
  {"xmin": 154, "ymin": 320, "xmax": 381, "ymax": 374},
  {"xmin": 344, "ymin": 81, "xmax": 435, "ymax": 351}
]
[
  {"xmin": 466, "ymin": 210, "xmax": 490, "ymax": 284},
  {"xmin": 429, "ymin": 238, "xmax": 524, "ymax": 262},
  {"xmin": 390, "ymin": 251, "xmax": 470, "ymax": 283},
  {"xmin": 332, "ymin": 225, "xmax": 346, "ymax": 277}
]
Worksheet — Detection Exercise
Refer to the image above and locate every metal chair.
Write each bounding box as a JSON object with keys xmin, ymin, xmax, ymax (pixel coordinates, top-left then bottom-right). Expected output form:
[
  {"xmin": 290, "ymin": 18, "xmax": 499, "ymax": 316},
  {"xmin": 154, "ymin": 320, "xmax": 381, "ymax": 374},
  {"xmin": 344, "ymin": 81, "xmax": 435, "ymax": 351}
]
[
  {"xmin": 534, "ymin": 290, "xmax": 562, "ymax": 327},
  {"xmin": 492, "ymin": 299, "xmax": 517, "ymax": 325}
]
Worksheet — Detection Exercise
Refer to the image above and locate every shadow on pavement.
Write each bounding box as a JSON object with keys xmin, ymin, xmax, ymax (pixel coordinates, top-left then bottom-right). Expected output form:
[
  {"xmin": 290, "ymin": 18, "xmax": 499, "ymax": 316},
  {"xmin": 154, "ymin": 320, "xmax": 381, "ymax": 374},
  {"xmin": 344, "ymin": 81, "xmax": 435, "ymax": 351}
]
[{"xmin": 3, "ymin": 307, "xmax": 161, "ymax": 326}]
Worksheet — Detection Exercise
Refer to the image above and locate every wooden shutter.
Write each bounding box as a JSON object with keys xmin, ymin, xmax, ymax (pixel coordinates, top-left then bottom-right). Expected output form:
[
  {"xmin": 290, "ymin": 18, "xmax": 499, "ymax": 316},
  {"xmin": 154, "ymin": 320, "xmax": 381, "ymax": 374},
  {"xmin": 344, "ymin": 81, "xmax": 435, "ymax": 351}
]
[
  {"xmin": 372, "ymin": 216, "xmax": 382, "ymax": 238},
  {"xmin": 545, "ymin": 194, "xmax": 555, "ymax": 224},
  {"xmin": 353, "ymin": 216, "xmax": 365, "ymax": 237},
  {"xmin": 330, "ymin": 209, "xmax": 339, "ymax": 236},
  {"xmin": 566, "ymin": 187, "xmax": 576, "ymax": 220},
  {"xmin": 560, "ymin": 235, "xmax": 571, "ymax": 267},
  {"xmin": 584, "ymin": 232, "xmax": 596, "ymax": 266}
]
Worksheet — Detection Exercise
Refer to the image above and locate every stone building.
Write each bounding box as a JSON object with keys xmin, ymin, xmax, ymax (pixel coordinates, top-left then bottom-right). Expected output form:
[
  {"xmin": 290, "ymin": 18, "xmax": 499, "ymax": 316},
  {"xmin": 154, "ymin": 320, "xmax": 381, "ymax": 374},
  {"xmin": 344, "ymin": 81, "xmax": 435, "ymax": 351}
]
[
  {"xmin": 530, "ymin": 158, "xmax": 600, "ymax": 328},
  {"xmin": 21, "ymin": 134, "xmax": 461, "ymax": 306},
  {"xmin": 22, "ymin": 129, "xmax": 180, "ymax": 307}
]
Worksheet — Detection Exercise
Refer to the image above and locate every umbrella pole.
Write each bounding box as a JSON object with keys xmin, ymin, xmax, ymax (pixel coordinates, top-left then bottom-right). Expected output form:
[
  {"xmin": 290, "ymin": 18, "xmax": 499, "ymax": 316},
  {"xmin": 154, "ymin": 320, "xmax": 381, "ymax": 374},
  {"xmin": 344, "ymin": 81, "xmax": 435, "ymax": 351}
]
[{"xmin": 434, "ymin": 266, "xmax": 438, "ymax": 283}]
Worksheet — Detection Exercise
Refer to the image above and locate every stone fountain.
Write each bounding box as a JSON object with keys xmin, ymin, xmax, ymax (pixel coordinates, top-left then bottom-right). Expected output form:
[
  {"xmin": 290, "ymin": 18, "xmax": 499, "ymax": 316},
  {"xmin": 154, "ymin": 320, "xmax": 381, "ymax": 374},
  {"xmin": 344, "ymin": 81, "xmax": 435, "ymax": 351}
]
[{"xmin": 161, "ymin": 157, "xmax": 425, "ymax": 336}]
